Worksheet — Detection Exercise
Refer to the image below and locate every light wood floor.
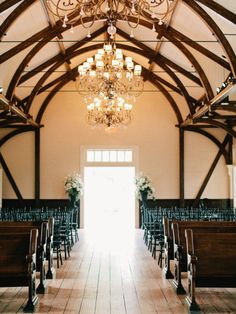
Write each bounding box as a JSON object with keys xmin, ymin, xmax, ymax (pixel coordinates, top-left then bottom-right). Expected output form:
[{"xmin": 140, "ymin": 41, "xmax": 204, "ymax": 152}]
[{"xmin": 1, "ymin": 228, "xmax": 236, "ymax": 314}]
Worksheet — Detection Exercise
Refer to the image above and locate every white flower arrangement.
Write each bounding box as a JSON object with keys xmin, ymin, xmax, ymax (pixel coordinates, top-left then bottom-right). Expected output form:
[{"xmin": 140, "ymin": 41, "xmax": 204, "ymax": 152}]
[
  {"xmin": 64, "ymin": 173, "xmax": 83, "ymax": 200},
  {"xmin": 135, "ymin": 173, "xmax": 155, "ymax": 200}
]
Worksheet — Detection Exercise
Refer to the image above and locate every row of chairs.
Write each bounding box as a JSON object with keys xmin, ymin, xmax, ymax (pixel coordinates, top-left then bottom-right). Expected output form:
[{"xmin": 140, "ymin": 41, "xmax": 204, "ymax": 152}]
[
  {"xmin": 0, "ymin": 206, "xmax": 80, "ymax": 268},
  {"xmin": 141, "ymin": 205, "xmax": 236, "ymax": 267}
]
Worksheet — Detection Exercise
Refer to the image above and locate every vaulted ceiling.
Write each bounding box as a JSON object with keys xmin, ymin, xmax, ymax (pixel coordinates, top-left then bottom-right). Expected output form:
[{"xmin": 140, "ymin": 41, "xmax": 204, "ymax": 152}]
[{"xmin": 0, "ymin": 0, "xmax": 236, "ymax": 142}]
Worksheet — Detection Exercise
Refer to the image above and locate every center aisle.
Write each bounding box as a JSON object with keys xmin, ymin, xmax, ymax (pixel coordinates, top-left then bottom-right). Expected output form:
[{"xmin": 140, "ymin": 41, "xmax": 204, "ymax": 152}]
[{"xmin": 37, "ymin": 228, "xmax": 188, "ymax": 314}]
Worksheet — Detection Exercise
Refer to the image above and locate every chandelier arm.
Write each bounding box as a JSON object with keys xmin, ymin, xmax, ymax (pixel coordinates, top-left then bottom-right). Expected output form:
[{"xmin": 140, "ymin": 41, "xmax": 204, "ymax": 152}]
[{"xmin": 45, "ymin": 0, "xmax": 178, "ymax": 31}]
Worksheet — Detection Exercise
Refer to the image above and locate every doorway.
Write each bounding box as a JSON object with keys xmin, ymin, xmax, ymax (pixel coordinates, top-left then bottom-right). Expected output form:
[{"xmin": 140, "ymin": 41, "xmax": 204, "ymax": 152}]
[{"xmin": 84, "ymin": 166, "xmax": 135, "ymax": 236}]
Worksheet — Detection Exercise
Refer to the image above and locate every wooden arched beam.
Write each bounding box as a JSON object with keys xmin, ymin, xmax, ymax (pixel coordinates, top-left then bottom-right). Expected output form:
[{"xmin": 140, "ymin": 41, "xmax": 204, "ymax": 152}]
[
  {"xmin": 168, "ymin": 27, "xmax": 230, "ymax": 70},
  {"xmin": 0, "ymin": 0, "xmax": 22, "ymax": 14},
  {"xmin": 183, "ymin": 0, "xmax": 236, "ymax": 77},
  {"xmin": 184, "ymin": 126, "xmax": 230, "ymax": 163},
  {"xmin": 163, "ymin": 32, "xmax": 214, "ymax": 100},
  {"xmin": 4, "ymin": 16, "xmax": 216, "ymax": 103},
  {"xmin": 24, "ymin": 43, "xmax": 186, "ymax": 118},
  {"xmin": 18, "ymin": 30, "xmax": 202, "ymax": 89},
  {"xmin": 116, "ymin": 28, "xmax": 196, "ymax": 114},
  {"xmin": 150, "ymin": 78, "xmax": 183, "ymax": 124},
  {"xmin": 0, "ymin": 118, "xmax": 23, "ymax": 128},
  {"xmin": 18, "ymin": 26, "xmax": 107, "ymax": 86},
  {"xmin": 0, "ymin": 0, "xmax": 35, "ymax": 39},
  {"xmin": 36, "ymin": 76, "xmax": 75, "ymax": 124},
  {"xmin": 5, "ymin": 26, "xmax": 106, "ymax": 101},
  {"xmin": 196, "ymin": 118, "xmax": 236, "ymax": 138},
  {"xmin": 213, "ymin": 105, "xmax": 236, "ymax": 114},
  {"xmin": 36, "ymin": 66, "xmax": 183, "ymax": 125},
  {"xmin": 157, "ymin": 61, "xmax": 195, "ymax": 114},
  {"xmin": 194, "ymin": 0, "xmax": 236, "ymax": 25},
  {"xmin": 0, "ymin": 6, "xmax": 232, "ymax": 75},
  {"xmin": 6, "ymin": 40, "xmax": 50, "ymax": 101},
  {"xmin": 0, "ymin": 126, "xmax": 36, "ymax": 147}
]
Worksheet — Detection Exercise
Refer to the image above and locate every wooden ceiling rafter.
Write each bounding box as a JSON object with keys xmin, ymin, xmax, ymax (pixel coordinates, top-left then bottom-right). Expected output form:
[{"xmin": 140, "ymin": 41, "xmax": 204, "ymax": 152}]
[
  {"xmin": 0, "ymin": 126, "xmax": 38, "ymax": 147},
  {"xmin": 194, "ymin": 0, "xmax": 236, "ymax": 25},
  {"xmin": 35, "ymin": 63, "xmax": 183, "ymax": 125},
  {"xmin": 0, "ymin": 1, "xmax": 235, "ymax": 133},
  {"xmin": 195, "ymin": 118, "xmax": 236, "ymax": 138},
  {"xmin": 116, "ymin": 28, "xmax": 202, "ymax": 86},
  {"xmin": 36, "ymin": 75, "xmax": 74, "ymax": 124},
  {"xmin": 36, "ymin": 60, "xmax": 182, "ymax": 98},
  {"xmin": 183, "ymin": 0, "xmax": 236, "ymax": 77},
  {"xmin": 6, "ymin": 39, "xmax": 49, "ymax": 100},
  {"xmin": 116, "ymin": 19, "xmax": 214, "ymax": 100},
  {"xmin": 6, "ymin": 27, "xmax": 109, "ymax": 102},
  {"xmin": 168, "ymin": 27, "xmax": 230, "ymax": 70},
  {"xmin": 183, "ymin": 126, "xmax": 230, "ymax": 164},
  {"xmin": 0, "ymin": 118, "xmax": 25, "ymax": 128},
  {"xmin": 147, "ymin": 0, "xmax": 179, "ymax": 73},
  {"xmin": 0, "ymin": 0, "xmax": 35, "ymax": 39},
  {"xmin": 18, "ymin": 26, "xmax": 107, "ymax": 85},
  {"xmin": 0, "ymin": 0, "xmax": 22, "ymax": 14},
  {"xmin": 23, "ymin": 43, "xmax": 195, "ymax": 116},
  {"xmin": 181, "ymin": 80, "xmax": 236, "ymax": 127},
  {"xmin": 214, "ymin": 105, "xmax": 236, "ymax": 114},
  {"xmin": 24, "ymin": 43, "xmax": 184, "ymax": 114},
  {"xmin": 36, "ymin": 68, "xmax": 78, "ymax": 94},
  {"xmin": 17, "ymin": 25, "xmax": 202, "ymax": 99},
  {"xmin": 116, "ymin": 28, "xmax": 196, "ymax": 114},
  {"xmin": 13, "ymin": 25, "xmax": 202, "ymax": 117},
  {"xmin": 0, "ymin": 94, "xmax": 39, "ymax": 127},
  {"xmin": 164, "ymin": 31, "xmax": 214, "ymax": 100},
  {"xmin": 0, "ymin": 9, "xmax": 229, "ymax": 74},
  {"xmin": 40, "ymin": 0, "xmax": 72, "ymax": 70},
  {"xmin": 0, "ymin": 11, "xmax": 226, "ymax": 113}
]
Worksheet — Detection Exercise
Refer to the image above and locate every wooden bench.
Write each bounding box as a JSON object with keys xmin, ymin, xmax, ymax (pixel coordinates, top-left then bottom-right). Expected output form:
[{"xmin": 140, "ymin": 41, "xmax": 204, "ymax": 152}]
[
  {"xmin": 0, "ymin": 221, "xmax": 50, "ymax": 293},
  {"xmin": 0, "ymin": 229, "xmax": 38, "ymax": 312},
  {"xmin": 185, "ymin": 229, "xmax": 236, "ymax": 311},
  {"xmin": 163, "ymin": 217, "xmax": 174, "ymax": 279},
  {"xmin": 0, "ymin": 217, "xmax": 55, "ymax": 278},
  {"xmin": 171, "ymin": 220, "xmax": 236, "ymax": 294},
  {"xmin": 45, "ymin": 217, "xmax": 55, "ymax": 279}
]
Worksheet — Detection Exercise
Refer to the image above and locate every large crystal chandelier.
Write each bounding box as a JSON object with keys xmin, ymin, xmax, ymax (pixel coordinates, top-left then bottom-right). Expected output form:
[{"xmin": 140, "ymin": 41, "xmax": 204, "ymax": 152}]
[
  {"xmin": 76, "ymin": 43, "xmax": 143, "ymax": 129},
  {"xmin": 46, "ymin": 0, "xmax": 176, "ymax": 38}
]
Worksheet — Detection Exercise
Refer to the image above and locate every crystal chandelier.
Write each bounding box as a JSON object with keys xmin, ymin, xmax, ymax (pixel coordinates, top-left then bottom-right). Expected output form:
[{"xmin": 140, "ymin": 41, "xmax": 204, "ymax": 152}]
[
  {"xmin": 76, "ymin": 43, "xmax": 143, "ymax": 129},
  {"xmin": 46, "ymin": 0, "xmax": 176, "ymax": 38}
]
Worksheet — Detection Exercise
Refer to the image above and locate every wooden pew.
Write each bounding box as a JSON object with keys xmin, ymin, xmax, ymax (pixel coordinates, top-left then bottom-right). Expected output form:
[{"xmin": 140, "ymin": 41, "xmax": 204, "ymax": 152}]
[
  {"xmin": 163, "ymin": 217, "xmax": 174, "ymax": 279},
  {"xmin": 0, "ymin": 217, "xmax": 55, "ymax": 279},
  {"xmin": 45, "ymin": 217, "xmax": 55, "ymax": 279},
  {"xmin": 0, "ymin": 229, "xmax": 38, "ymax": 312},
  {"xmin": 172, "ymin": 221, "xmax": 236, "ymax": 294},
  {"xmin": 0, "ymin": 221, "xmax": 49, "ymax": 293},
  {"xmin": 185, "ymin": 229, "xmax": 236, "ymax": 311}
]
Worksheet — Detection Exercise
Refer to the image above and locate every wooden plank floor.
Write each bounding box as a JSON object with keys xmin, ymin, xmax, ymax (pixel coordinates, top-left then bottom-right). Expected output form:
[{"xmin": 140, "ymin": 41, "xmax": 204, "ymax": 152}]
[{"xmin": 1, "ymin": 228, "xmax": 236, "ymax": 313}]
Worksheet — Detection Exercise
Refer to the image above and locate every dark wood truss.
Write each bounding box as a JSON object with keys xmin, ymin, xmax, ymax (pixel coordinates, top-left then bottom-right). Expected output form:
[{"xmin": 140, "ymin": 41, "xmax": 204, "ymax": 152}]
[{"xmin": 0, "ymin": 0, "xmax": 236, "ymax": 203}]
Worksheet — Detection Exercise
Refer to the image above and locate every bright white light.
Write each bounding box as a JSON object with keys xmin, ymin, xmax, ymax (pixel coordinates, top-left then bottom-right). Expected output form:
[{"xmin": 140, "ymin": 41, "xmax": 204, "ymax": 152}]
[{"xmin": 84, "ymin": 167, "xmax": 135, "ymax": 249}]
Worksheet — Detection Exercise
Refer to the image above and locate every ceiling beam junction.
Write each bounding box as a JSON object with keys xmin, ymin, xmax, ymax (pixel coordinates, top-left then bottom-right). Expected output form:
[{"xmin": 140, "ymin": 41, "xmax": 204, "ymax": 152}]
[
  {"xmin": 0, "ymin": 94, "xmax": 40, "ymax": 127},
  {"xmin": 181, "ymin": 79, "xmax": 236, "ymax": 127}
]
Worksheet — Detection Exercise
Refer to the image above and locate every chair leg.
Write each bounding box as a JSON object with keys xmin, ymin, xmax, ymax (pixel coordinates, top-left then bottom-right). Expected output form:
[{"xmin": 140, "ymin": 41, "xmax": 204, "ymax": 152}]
[
  {"xmin": 158, "ymin": 246, "xmax": 163, "ymax": 268},
  {"xmin": 56, "ymin": 247, "xmax": 60, "ymax": 268},
  {"xmin": 60, "ymin": 250, "xmax": 63, "ymax": 266},
  {"xmin": 64, "ymin": 240, "xmax": 67, "ymax": 260}
]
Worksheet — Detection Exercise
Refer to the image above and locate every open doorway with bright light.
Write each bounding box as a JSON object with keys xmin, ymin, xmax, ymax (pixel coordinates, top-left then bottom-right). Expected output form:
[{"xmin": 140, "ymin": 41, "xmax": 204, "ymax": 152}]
[{"xmin": 84, "ymin": 166, "xmax": 135, "ymax": 238}]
